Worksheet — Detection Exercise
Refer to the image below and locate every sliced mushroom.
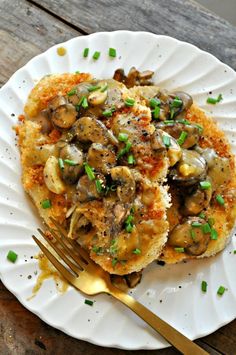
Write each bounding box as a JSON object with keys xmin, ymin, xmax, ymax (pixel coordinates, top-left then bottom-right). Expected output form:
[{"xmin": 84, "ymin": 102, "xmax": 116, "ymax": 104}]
[
  {"xmin": 182, "ymin": 181, "xmax": 212, "ymax": 215},
  {"xmin": 32, "ymin": 109, "xmax": 53, "ymax": 134},
  {"xmin": 156, "ymin": 121, "xmax": 200, "ymax": 148},
  {"xmin": 49, "ymin": 95, "xmax": 67, "ymax": 110},
  {"xmin": 170, "ymin": 149, "xmax": 207, "ymax": 186},
  {"xmin": 151, "ymin": 130, "xmax": 182, "ymax": 166},
  {"xmin": 87, "ymin": 143, "xmax": 116, "ymax": 174},
  {"xmin": 68, "ymin": 208, "xmax": 96, "ymax": 240},
  {"xmin": 125, "ymin": 271, "xmax": 142, "ymax": 288},
  {"xmin": 113, "ymin": 67, "xmax": 154, "ymax": 88},
  {"xmin": 75, "ymin": 174, "xmax": 106, "ymax": 202},
  {"xmin": 51, "ymin": 103, "xmax": 77, "ymax": 129},
  {"xmin": 88, "ymin": 90, "xmax": 108, "ymax": 106},
  {"xmin": 168, "ymin": 217, "xmax": 210, "ymax": 256},
  {"xmin": 110, "ymin": 166, "xmax": 136, "ymax": 203},
  {"xmin": 59, "ymin": 144, "xmax": 84, "ymax": 184},
  {"xmin": 170, "ymin": 91, "xmax": 193, "ymax": 114},
  {"xmin": 43, "ymin": 156, "xmax": 65, "ymax": 194},
  {"xmin": 67, "ymin": 81, "xmax": 93, "ymax": 106},
  {"xmin": 71, "ymin": 116, "xmax": 118, "ymax": 146}
]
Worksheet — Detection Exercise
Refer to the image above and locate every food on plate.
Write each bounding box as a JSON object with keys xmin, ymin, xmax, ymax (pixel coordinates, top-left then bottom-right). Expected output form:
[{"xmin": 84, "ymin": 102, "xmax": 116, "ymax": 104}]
[{"xmin": 17, "ymin": 67, "xmax": 236, "ymax": 283}]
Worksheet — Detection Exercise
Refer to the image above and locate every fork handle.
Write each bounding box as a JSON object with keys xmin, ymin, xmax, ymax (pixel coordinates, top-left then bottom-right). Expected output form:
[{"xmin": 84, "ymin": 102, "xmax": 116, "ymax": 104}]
[{"xmin": 108, "ymin": 286, "xmax": 208, "ymax": 355}]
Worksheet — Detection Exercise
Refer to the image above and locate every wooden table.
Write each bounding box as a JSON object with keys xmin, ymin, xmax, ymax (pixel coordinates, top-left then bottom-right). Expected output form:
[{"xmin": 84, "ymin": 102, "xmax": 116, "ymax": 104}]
[{"xmin": 0, "ymin": 1, "xmax": 236, "ymax": 353}]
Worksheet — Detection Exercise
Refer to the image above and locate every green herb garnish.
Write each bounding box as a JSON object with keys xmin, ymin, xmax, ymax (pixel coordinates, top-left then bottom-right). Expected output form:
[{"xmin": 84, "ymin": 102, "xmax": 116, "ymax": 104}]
[
  {"xmin": 88, "ymin": 85, "xmax": 101, "ymax": 92},
  {"xmin": 162, "ymin": 135, "xmax": 171, "ymax": 148},
  {"xmin": 210, "ymin": 229, "xmax": 218, "ymax": 240},
  {"xmin": 201, "ymin": 280, "xmax": 207, "ymax": 293},
  {"xmin": 128, "ymin": 154, "xmax": 135, "ymax": 165},
  {"xmin": 125, "ymin": 98, "xmax": 135, "ymax": 107},
  {"xmin": 216, "ymin": 194, "xmax": 225, "ymax": 206},
  {"xmin": 84, "ymin": 162, "xmax": 95, "ymax": 181},
  {"xmin": 177, "ymin": 131, "xmax": 188, "ymax": 146},
  {"xmin": 67, "ymin": 88, "xmax": 76, "ymax": 96},
  {"xmin": 199, "ymin": 181, "xmax": 211, "ymax": 190},
  {"xmin": 58, "ymin": 158, "xmax": 64, "ymax": 170},
  {"xmin": 64, "ymin": 159, "xmax": 78, "ymax": 166},
  {"xmin": 109, "ymin": 48, "xmax": 116, "ymax": 57},
  {"xmin": 118, "ymin": 132, "xmax": 128, "ymax": 142},
  {"xmin": 112, "ymin": 258, "xmax": 118, "ymax": 267},
  {"xmin": 117, "ymin": 141, "xmax": 132, "ymax": 159},
  {"xmin": 174, "ymin": 247, "xmax": 185, "ymax": 253},
  {"xmin": 217, "ymin": 285, "xmax": 226, "ymax": 296},
  {"xmin": 202, "ymin": 223, "xmax": 211, "ymax": 234},
  {"xmin": 92, "ymin": 246, "xmax": 104, "ymax": 255},
  {"xmin": 83, "ymin": 48, "xmax": 89, "ymax": 57},
  {"xmin": 199, "ymin": 212, "xmax": 206, "ymax": 219},
  {"xmin": 152, "ymin": 106, "xmax": 160, "ymax": 119},
  {"xmin": 81, "ymin": 97, "xmax": 88, "ymax": 109},
  {"xmin": 93, "ymin": 51, "xmax": 100, "ymax": 60},
  {"xmin": 149, "ymin": 98, "xmax": 161, "ymax": 108},
  {"xmin": 41, "ymin": 199, "xmax": 51, "ymax": 209},
  {"xmin": 207, "ymin": 94, "xmax": 223, "ymax": 104},
  {"xmin": 95, "ymin": 179, "xmax": 104, "ymax": 193},
  {"xmin": 132, "ymin": 248, "xmax": 141, "ymax": 255},
  {"xmin": 84, "ymin": 299, "xmax": 93, "ymax": 306},
  {"xmin": 7, "ymin": 250, "xmax": 18, "ymax": 263}
]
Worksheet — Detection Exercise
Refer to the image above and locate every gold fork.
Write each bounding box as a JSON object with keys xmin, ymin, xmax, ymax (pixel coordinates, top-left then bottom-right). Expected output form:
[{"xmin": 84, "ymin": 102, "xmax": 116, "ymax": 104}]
[{"xmin": 33, "ymin": 219, "xmax": 208, "ymax": 355}]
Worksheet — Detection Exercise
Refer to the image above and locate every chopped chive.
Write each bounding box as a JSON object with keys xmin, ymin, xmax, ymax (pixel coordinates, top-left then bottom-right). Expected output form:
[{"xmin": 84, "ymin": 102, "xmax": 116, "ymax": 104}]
[
  {"xmin": 130, "ymin": 206, "xmax": 135, "ymax": 214},
  {"xmin": 102, "ymin": 109, "xmax": 113, "ymax": 117},
  {"xmin": 93, "ymin": 51, "xmax": 100, "ymax": 60},
  {"xmin": 202, "ymin": 223, "xmax": 211, "ymax": 234},
  {"xmin": 7, "ymin": 250, "xmax": 18, "ymax": 263},
  {"xmin": 164, "ymin": 120, "xmax": 175, "ymax": 125},
  {"xmin": 210, "ymin": 228, "xmax": 218, "ymax": 240},
  {"xmin": 67, "ymin": 88, "xmax": 76, "ymax": 96},
  {"xmin": 172, "ymin": 97, "xmax": 183, "ymax": 108},
  {"xmin": 216, "ymin": 194, "xmax": 225, "ymax": 206},
  {"xmin": 176, "ymin": 119, "xmax": 190, "ymax": 125},
  {"xmin": 95, "ymin": 179, "xmax": 103, "ymax": 193},
  {"xmin": 233, "ymin": 250, "xmax": 236, "ymax": 254},
  {"xmin": 92, "ymin": 246, "xmax": 104, "ymax": 255},
  {"xmin": 125, "ymin": 98, "xmax": 135, "ymax": 107},
  {"xmin": 112, "ymin": 258, "xmax": 118, "ymax": 267},
  {"xmin": 84, "ymin": 162, "xmax": 95, "ymax": 181},
  {"xmin": 75, "ymin": 96, "xmax": 86, "ymax": 111},
  {"xmin": 117, "ymin": 141, "xmax": 132, "ymax": 159},
  {"xmin": 64, "ymin": 159, "xmax": 78, "ymax": 166},
  {"xmin": 125, "ymin": 223, "xmax": 134, "ymax": 233},
  {"xmin": 149, "ymin": 98, "xmax": 161, "ymax": 108},
  {"xmin": 41, "ymin": 199, "xmax": 51, "ymax": 209},
  {"xmin": 58, "ymin": 158, "xmax": 64, "ymax": 170},
  {"xmin": 75, "ymin": 70, "xmax": 80, "ymax": 74},
  {"xmin": 208, "ymin": 217, "xmax": 215, "ymax": 227},
  {"xmin": 84, "ymin": 299, "xmax": 94, "ymax": 306},
  {"xmin": 201, "ymin": 280, "xmax": 207, "ymax": 293},
  {"xmin": 81, "ymin": 97, "xmax": 88, "ymax": 109},
  {"xmin": 174, "ymin": 247, "xmax": 185, "ymax": 253},
  {"xmin": 132, "ymin": 248, "xmax": 141, "ymax": 255},
  {"xmin": 162, "ymin": 135, "xmax": 171, "ymax": 148},
  {"xmin": 217, "ymin": 285, "xmax": 226, "ymax": 296},
  {"xmin": 199, "ymin": 181, "xmax": 212, "ymax": 190},
  {"xmin": 192, "ymin": 222, "xmax": 202, "ymax": 228},
  {"xmin": 199, "ymin": 212, "xmax": 206, "ymax": 219},
  {"xmin": 128, "ymin": 154, "xmax": 135, "ymax": 165},
  {"xmin": 109, "ymin": 47, "xmax": 116, "ymax": 57},
  {"xmin": 194, "ymin": 123, "xmax": 203, "ymax": 134},
  {"xmin": 100, "ymin": 84, "xmax": 108, "ymax": 92},
  {"xmin": 190, "ymin": 229, "xmax": 196, "ymax": 239},
  {"xmin": 83, "ymin": 48, "xmax": 89, "ymax": 57},
  {"xmin": 207, "ymin": 94, "xmax": 223, "ymax": 105},
  {"xmin": 118, "ymin": 132, "xmax": 128, "ymax": 142},
  {"xmin": 177, "ymin": 131, "xmax": 188, "ymax": 146},
  {"xmin": 152, "ymin": 106, "xmax": 160, "ymax": 119},
  {"xmin": 88, "ymin": 85, "xmax": 101, "ymax": 92},
  {"xmin": 125, "ymin": 215, "xmax": 134, "ymax": 224}
]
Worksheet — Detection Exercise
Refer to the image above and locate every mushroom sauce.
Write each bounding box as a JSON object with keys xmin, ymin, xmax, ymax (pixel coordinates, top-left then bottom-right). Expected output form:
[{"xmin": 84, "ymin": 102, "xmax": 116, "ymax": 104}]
[{"xmin": 18, "ymin": 68, "xmax": 236, "ymax": 289}]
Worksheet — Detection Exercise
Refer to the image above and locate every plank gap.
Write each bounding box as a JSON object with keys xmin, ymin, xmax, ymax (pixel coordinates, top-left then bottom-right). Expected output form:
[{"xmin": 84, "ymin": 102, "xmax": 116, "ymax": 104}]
[{"xmin": 26, "ymin": 0, "xmax": 89, "ymax": 35}]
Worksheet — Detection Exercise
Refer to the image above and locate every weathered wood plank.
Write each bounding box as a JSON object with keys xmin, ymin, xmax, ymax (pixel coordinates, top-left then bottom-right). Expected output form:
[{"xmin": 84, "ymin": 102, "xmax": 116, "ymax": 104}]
[
  {"xmin": 29, "ymin": 0, "xmax": 236, "ymax": 71},
  {"xmin": 0, "ymin": 0, "xmax": 80, "ymax": 87}
]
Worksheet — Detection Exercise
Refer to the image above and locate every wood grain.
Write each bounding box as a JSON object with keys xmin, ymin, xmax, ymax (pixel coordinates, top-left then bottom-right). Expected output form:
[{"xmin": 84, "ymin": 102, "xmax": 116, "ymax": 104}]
[
  {"xmin": 0, "ymin": 0, "xmax": 79, "ymax": 87},
  {"xmin": 29, "ymin": 0, "xmax": 236, "ymax": 70},
  {"xmin": 0, "ymin": 0, "xmax": 236, "ymax": 354}
]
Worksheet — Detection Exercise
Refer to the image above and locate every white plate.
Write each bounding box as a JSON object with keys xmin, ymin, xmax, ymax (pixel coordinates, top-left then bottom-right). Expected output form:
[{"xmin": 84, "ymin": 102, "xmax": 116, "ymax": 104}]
[{"xmin": 0, "ymin": 31, "xmax": 236, "ymax": 350}]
